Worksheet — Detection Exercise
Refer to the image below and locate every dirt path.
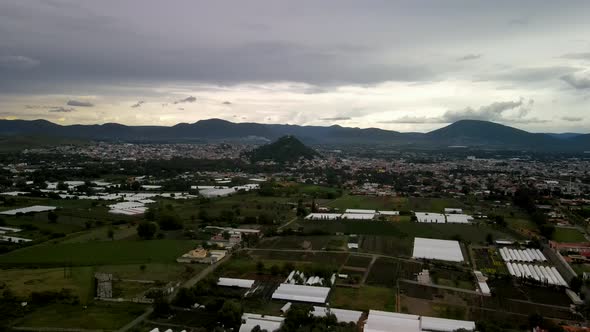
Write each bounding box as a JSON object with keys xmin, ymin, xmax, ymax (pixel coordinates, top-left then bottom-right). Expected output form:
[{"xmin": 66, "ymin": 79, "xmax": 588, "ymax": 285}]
[{"xmin": 360, "ymin": 255, "xmax": 378, "ymax": 285}]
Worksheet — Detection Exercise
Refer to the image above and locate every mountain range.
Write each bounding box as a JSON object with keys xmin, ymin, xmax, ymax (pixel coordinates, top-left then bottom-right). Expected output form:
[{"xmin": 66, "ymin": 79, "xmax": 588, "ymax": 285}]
[{"xmin": 0, "ymin": 118, "xmax": 589, "ymax": 152}]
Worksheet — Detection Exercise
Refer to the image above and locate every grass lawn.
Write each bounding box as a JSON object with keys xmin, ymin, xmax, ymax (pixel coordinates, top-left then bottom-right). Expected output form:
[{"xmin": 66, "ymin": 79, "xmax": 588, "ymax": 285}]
[
  {"xmin": 329, "ymin": 286, "xmax": 396, "ymax": 311},
  {"xmin": 407, "ymin": 197, "xmax": 465, "ymax": 213},
  {"xmin": 257, "ymin": 235, "xmax": 347, "ymax": 251},
  {"xmin": 96, "ymin": 263, "xmax": 200, "ymax": 282},
  {"xmin": 60, "ymin": 225, "xmax": 138, "ymax": 244},
  {"xmin": 553, "ymin": 227, "xmax": 586, "ymax": 243},
  {"xmin": 0, "ymin": 267, "xmax": 94, "ymax": 303},
  {"xmin": 15, "ymin": 302, "xmax": 147, "ymax": 330},
  {"xmin": 0, "ymin": 239, "xmax": 196, "ymax": 267}
]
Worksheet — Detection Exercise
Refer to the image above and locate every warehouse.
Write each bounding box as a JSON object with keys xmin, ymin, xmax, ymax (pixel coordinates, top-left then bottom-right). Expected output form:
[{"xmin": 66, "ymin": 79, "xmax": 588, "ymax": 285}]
[
  {"xmin": 444, "ymin": 214, "xmax": 473, "ymax": 224},
  {"xmin": 341, "ymin": 213, "xmax": 375, "ymax": 220},
  {"xmin": 304, "ymin": 213, "xmax": 341, "ymax": 220},
  {"xmin": 311, "ymin": 306, "xmax": 363, "ymax": 324},
  {"xmin": 364, "ymin": 310, "xmax": 475, "ymax": 332},
  {"xmin": 415, "ymin": 212, "xmax": 445, "ymax": 223},
  {"xmin": 377, "ymin": 210, "xmax": 400, "ymax": 216},
  {"xmin": 0, "ymin": 205, "xmax": 57, "ymax": 215},
  {"xmin": 217, "ymin": 277, "xmax": 255, "ymax": 289},
  {"xmin": 412, "ymin": 237, "xmax": 464, "ymax": 262},
  {"xmin": 345, "ymin": 208, "xmax": 376, "ymax": 214},
  {"xmin": 239, "ymin": 313, "xmax": 284, "ymax": 332},
  {"xmin": 271, "ymin": 284, "xmax": 330, "ymax": 303}
]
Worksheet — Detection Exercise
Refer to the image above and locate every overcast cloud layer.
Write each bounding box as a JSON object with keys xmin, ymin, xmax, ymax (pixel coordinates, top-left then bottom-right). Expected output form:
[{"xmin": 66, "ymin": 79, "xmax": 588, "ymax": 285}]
[{"xmin": 1, "ymin": 0, "xmax": 590, "ymax": 132}]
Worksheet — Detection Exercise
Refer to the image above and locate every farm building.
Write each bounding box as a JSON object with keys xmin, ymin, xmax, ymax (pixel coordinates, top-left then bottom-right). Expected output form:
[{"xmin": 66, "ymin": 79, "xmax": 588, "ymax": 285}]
[
  {"xmin": 311, "ymin": 306, "xmax": 363, "ymax": 324},
  {"xmin": 0, "ymin": 205, "xmax": 57, "ymax": 215},
  {"xmin": 378, "ymin": 210, "xmax": 400, "ymax": 216},
  {"xmin": 412, "ymin": 237, "xmax": 464, "ymax": 262},
  {"xmin": 444, "ymin": 208, "xmax": 463, "ymax": 214},
  {"xmin": 217, "ymin": 277, "xmax": 255, "ymax": 289},
  {"xmin": 341, "ymin": 213, "xmax": 375, "ymax": 220},
  {"xmin": 444, "ymin": 214, "xmax": 473, "ymax": 224},
  {"xmin": 414, "ymin": 212, "xmax": 445, "ymax": 223},
  {"xmin": 499, "ymin": 247, "xmax": 546, "ymax": 262},
  {"xmin": 239, "ymin": 313, "xmax": 284, "ymax": 332},
  {"xmin": 364, "ymin": 310, "xmax": 475, "ymax": 332},
  {"xmin": 505, "ymin": 262, "xmax": 568, "ymax": 286},
  {"xmin": 271, "ymin": 284, "xmax": 330, "ymax": 303},
  {"xmin": 345, "ymin": 209, "xmax": 377, "ymax": 214},
  {"xmin": 305, "ymin": 213, "xmax": 341, "ymax": 220}
]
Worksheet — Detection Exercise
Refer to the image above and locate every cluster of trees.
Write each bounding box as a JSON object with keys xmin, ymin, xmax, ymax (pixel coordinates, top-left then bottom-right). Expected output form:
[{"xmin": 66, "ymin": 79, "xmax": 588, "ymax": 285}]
[
  {"xmin": 513, "ymin": 187, "xmax": 555, "ymax": 239},
  {"xmin": 280, "ymin": 304, "xmax": 357, "ymax": 332}
]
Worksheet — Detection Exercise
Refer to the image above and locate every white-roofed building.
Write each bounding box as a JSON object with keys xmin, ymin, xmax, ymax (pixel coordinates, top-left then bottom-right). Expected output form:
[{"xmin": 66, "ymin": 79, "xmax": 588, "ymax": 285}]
[
  {"xmin": 0, "ymin": 205, "xmax": 57, "ymax": 215},
  {"xmin": 364, "ymin": 310, "xmax": 475, "ymax": 332},
  {"xmin": 444, "ymin": 214, "xmax": 473, "ymax": 224},
  {"xmin": 217, "ymin": 277, "xmax": 255, "ymax": 289},
  {"xmin": 305, "ymin": 213, "xmax": 341, "ymax": 220},
  {"xmin": 415, "ymin": 212, "xmax": 446, "ymax": 223},
  {"xmin": 378, "ymin": 210, "xmax": 400, "ymax": 216},
  {"xmin": 345, "ymin": 209, "xmax": 376, "ymax": 214},
  {"xmin": 239, "ymin": 313, "xmax": 284, "ymax": 332},
  {"xmin": 444, "ymin": 208, "xmax": 463, "ymax": 214},
  {"xmin": 412, "ymin": 238, "xmax": 464, "ymax": 262},
  {"xmin": 421, "ymin": 316, "xmax": 476, "ymax": 332},
  {"xmin": 341, "ymin": 213, "xmax": 375, "ymax": 220},
  {"xmin": 271, "ymin": 284, "xmax": 330, "ymax": 303},
  {"xmin": 364, "ymin": 311, "xmax": 421, "ymax": 332},
  {"xmin": 311, "ymin": 306, "xmax": 363, "ymax": 324}
]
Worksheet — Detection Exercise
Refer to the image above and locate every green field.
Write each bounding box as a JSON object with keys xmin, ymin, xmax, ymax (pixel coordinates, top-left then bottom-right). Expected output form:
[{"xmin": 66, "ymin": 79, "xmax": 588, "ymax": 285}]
[
  {"xmin": 0, "ymin": 267, "xmax": 95, "ymax": 303},
  {"xmin": 96, "ymin": 263, "xmax": 201, "ymax": 282},
  {"xmin": 15, "ymin": 302, "xmax": 147, "ymax": 330},
  {"xmin": 0, "ymin": 239, "xmax": 196, "ymax": 266},
  {"xmin": 257, "ymin": 235, "xmax": 347, "ymax": 250},
  {"xmin": 329, "ymin": 286, "xmax": 396, "ymax": 311},
  {"xmin": 553, "ymin": 227, "xmax": 586, "ymax": 243},
  {"xmin": 328, "ymin": 195, "xmax": 406, "ymax": 211}
]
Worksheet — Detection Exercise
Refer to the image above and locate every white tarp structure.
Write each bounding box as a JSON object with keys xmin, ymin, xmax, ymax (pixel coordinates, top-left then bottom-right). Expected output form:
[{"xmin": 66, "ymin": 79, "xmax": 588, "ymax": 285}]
[
  {"xmin": 311, "ymin": 306, "xmax": 363, "ymax": 324},
  {"xmin": 271, "ymin": 284, "xmax": 330, "ymax": 303},
  {"xmin": 0, "ymin": 205, "xmax": 56, "ymax": 215},
  {"xmin": 239, "ymin": 313, "xmax": 284, "ymax": 332},
  {"xmin": 341, "ymin": 213, "xmax": 375, "ymax": 220},
  {"xmin": 345, "ymin": 209, "xmax": 376, "ymax": 214},
  {"xmin": 499, "ymin": 247, "xmax": 546, "ymax": 262},
  {"xmin": 415, "ymin": 212, "xmax": 445, "ymax": 223},
  {"xmin": 378, "ymin": 210, "xmax": 400, "ymax": 216},
  {"xmin": 504, "ymin": 262, "xmax": 568, "ymax": 286},
  {"xmin": 108, "ymin": 201, "xmax": 147, "ymax": 215},
  {"xmin": 304, "ymin": 213, "xmax": 341, "ymax": 220},
  {"xmin": 364, "ymin": 310, "xmax": 475, "ymax": 332},
  {"xmin": 444, "ymin": 208, "xmax": 463, "ymax": 214},
  {"xmin": 444, "ymin": 214, "xmax": 473, "ymax": 224},
  {"xmin": 412, "ymin": 238, "xmax": 464, "ymax": 262},
  {"xmin": 217, "ymin": 277, "xmax": 255, "ymax": 288}
]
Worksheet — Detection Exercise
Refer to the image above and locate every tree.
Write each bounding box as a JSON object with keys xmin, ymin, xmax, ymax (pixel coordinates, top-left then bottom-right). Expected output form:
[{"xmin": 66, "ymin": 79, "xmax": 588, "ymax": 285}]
[
  {"xmin": 219, "ymin": 300, "xmax": 243, "ymax": 329},
  {"xmin": 270, "ymin": 264, "xmax": 280, "ymax": 276},
  {"xmin": 107, "ymin": 228, "xmax": 114, "ymax": 241},
  {"xmin": 158, "ymin": 212, "xmax": 183, "ymax": 230},
  {"xmin": 137, "ymin": 221, "xmax": 158, "ymax": 239},
  {"xmin": 570, "ymin": 276, "xmax": 583, "ymax": 293},
  {"xmin": 56, "ymin": 182, "xmax": 69, "ymax": 191},
  {"xmin": 256, "ymin": 261, "xmax": 265, "ymax": 273},
  {"xmin": 486, "ymin": 233, "xmax": 494, "ymax": 245},
  {"xmin": 152, "ymin": 295, "xmax": 171, "ymax": 317},
  {"xmin": 48, "ymin": 210, "xmax": 58, "ymax": 224}
]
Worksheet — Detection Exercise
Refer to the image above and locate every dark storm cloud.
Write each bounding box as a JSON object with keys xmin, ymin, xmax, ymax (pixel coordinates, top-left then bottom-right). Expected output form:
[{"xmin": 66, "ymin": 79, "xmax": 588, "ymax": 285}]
[
  {"xmin": 561, "ymin": 71, "xmax": 590, "ymax": 89},
  {"xmin": 320, "ymin": 116, "xmax": 352, "ymax": 121},
  {"xmin": 48, "ymin": 107, "xmax": 75, "ymax": 113},
  {"xmin": 562, "ymin": 116, "xmax": 583, "ymax": 122},
  {"xmin": 173, "ymin": 96, "xmax": 196, "ymax": 104},
  {"xmin": 457, "ymin": 54, "xmax": 482, "ymax": 61},
  {"xmin": 67, "ymin": 100, "xmax": 94, "ymax": 107},
  {"xmin": 131, "ymin": 101, "xmax": 145, "ymax": 108}
]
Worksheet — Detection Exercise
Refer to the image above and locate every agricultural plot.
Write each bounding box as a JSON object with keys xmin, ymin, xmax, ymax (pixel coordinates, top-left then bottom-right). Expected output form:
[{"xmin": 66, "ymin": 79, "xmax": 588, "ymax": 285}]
[
  {"xmin": 329, "ymin": 286, "xmax": 396, "ymax": 311},
  {"xmin": 328, "ymin": 194, "xmax": 406, "ymax": 211},
  {"xmin": 359, "ymin": 235, "xmax": 413, "ymax": 257},
  {"xmin": 552, "ymin": 227, "xmax": 586, "ymax": 243},
  {"xmin": 95, "ymin": 263, "xmax": 199, "ymax": 282},
  {"xmin": 0, "ymin": 267, "xmax": 94, "ymax": 303},
  {"xmin": 257, "ymin": 235, "xmax": 347, "ymax": 251},
  {"xmin": 300, "ymin": 220, "xmax": 517, "ymax": 245},
  {"xmin": 366, "ymin": 257, "xmax": 423, "ymax": 287},
  {"xmin": 0, "ymin": 239, "xmax": 196, "ymax": 267},
  {"xmin": 14, "ymin": 302, "xmax": 147, "ymax": 330},
  {"xmin": 247, "ymin": 250, "xmax": 348, "ymax": 268},
  {"xmin": 407, "ymin": 197, "xmax": 466, "ymax": 213},
  {"xmin": 472, "ymin": 247, "xmax": 507, "ymax": 275},
  {"xmin": 343, "ymin": 255, "xmax": 372, "ymax": 269},
  {"xmin": 429, "ymin": 268, "xmax": 475, "ymax": 290}
]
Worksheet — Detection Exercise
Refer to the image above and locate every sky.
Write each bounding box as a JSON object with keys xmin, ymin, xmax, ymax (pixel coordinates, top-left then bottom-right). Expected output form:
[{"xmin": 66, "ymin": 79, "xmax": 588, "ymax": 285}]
[{"xmin": 1, "ymin": 0, "xmax": 590, "ymax": 133}]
